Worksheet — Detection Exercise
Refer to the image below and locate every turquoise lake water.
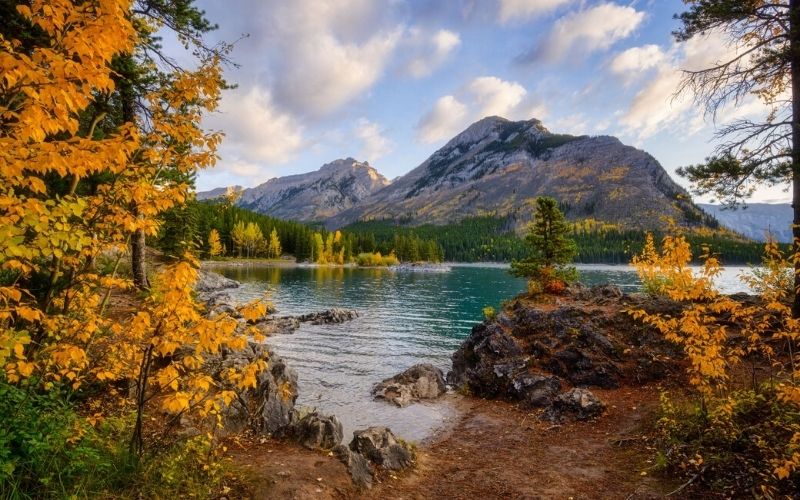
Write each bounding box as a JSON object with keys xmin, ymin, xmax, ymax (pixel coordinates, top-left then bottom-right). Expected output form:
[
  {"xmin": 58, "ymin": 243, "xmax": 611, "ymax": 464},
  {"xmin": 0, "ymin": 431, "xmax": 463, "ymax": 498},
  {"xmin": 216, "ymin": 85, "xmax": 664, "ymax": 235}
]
[{"xmin": 214, "ymin": 263, "xmax": 754, "ymax": 442}]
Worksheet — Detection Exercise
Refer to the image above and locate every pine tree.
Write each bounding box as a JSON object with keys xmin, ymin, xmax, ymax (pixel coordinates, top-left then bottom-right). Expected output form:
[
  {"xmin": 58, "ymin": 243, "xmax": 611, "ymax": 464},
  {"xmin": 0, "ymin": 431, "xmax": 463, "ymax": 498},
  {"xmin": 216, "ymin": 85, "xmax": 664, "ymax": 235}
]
[{"xmin": 511, "ymin": 197, "xmax": 577, "ymax": 291}]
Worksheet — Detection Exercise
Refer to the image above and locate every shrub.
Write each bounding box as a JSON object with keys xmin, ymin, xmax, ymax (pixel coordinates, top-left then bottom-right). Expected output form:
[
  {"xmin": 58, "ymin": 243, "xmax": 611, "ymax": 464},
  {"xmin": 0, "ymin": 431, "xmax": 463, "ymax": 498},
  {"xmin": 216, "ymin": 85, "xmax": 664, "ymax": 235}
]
[{"xmin": 356, "ymin": 252, "xmax": 398, "ymax": 267}]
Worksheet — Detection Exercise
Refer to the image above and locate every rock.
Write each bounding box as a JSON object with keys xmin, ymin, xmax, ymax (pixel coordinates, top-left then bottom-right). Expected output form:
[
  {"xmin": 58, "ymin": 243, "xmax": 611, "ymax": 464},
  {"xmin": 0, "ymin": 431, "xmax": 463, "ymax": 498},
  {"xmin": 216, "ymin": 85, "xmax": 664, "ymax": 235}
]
[
  {"xmin": 291, "ymin": 412, "xmax": 343, "ymax": 450},
  {"xmin": 349, "ymin": 427, "xmax": 414, "ymax": 471},
  {"xmin": 542, "ymin": 388, "xmax": 605, "ymax": 422},
  {"xmin": 297, "ymin": 308, "xmax": 359, "ymax": 325},
  {"xmin": 204, "ymin": 342, "xmax": 298, "ymax": 435},
  {"xmin": 510, "ymin": 373, "xmax": 561, "ymax": 407},
  {"xmin": 333, "ymin": 444, "xmax": 373, "ymax": 488},
  {"xmin": 254, "ymin": 316, "xmax": 301, "ymax": 336},
  {"xmin": 447, "ymin": 320, "xmax": 522, "ymax": 396},
  {"xmin": 372, "ymin": 363, "xmax": 446, "ymax": 407},
  {"xmin": 195, "ymin": 270, "xmax": 240, "ymax": 293}
]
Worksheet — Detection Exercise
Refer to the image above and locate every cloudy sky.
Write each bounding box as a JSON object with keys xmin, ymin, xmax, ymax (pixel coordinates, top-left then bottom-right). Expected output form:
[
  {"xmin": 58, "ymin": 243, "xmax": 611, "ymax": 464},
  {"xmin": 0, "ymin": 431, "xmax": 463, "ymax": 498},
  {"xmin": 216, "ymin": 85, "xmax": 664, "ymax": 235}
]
[{"xmin": 180, "ymin": 0, "xmax": 787, "ymax": 203}]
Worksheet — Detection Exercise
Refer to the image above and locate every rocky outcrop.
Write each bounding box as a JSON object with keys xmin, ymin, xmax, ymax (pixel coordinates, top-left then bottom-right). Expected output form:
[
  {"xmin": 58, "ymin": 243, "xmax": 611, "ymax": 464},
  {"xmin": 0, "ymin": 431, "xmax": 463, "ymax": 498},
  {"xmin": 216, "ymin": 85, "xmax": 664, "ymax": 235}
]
[
  {"xmin": 334, "ymin": 444, "xmax": 373, "ymax": 488},
  {"xmin": 542, "ymin": 388, "xmax": 605, "ymax": 423},
  {"xmin": 203, "ymin": 342, "xmax": 298, "ymax": 436},
  {"xmin": 297, "ymin": 308, "xmax": 359, "ymax": 325},
  {"xmin": 448, "ymin": 285, "xmax": 684, "ymax": 419},
  {"xmin": 349, "ymin": 427, "xmax": 414, "ymax": 471},
  {"xmin": 195, "ymin": 270, "xmax": 240, "ymax": 294},
  {"xmin": 372, "ymin": 363, "xmax": 447, "ymax": 407},
  {"xmin": 291, "ymin": 412, "xmax": 343, "ymax": 450}
]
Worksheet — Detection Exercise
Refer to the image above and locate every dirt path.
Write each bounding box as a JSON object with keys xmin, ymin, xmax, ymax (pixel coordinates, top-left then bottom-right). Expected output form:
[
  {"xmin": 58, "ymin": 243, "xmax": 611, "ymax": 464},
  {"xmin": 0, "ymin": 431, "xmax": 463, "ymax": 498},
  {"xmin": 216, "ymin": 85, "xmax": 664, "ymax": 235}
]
[{"xmin": 228, "ymin": 385, "xmax": 680, "ymax": 499}]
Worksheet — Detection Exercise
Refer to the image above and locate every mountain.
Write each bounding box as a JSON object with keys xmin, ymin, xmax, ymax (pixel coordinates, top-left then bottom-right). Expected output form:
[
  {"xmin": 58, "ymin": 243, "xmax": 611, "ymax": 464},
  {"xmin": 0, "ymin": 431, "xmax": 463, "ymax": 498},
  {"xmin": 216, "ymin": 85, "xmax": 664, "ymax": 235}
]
[
  {"xmin": 199, "ymin": 158, "xmax": 390, "ymax": 222},
  {"xmin": 699, "ymin": 203, "xmax": 792, "ymax": 243},
  {"xmin": 196, "ymin": 185, "xmax": 242, "ymax": 201},
  {"xmin": 327, "ymin": 117, "xmax": 711, "ymax": 231}
]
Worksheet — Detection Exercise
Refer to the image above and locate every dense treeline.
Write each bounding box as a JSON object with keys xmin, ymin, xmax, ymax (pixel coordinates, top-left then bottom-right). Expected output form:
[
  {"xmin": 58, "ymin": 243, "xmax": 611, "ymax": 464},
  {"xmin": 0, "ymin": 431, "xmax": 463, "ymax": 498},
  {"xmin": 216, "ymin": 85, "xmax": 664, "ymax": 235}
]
[
  {"xmin": 159, "ymin": 203, "xmax": 771, "ymax": 265},
  {"xmin": 344, "ymin": 217, "xmax": 776, "ymax": 265},
  {"xmin": 158, "ymin": 200, "xmax": 316, "ymax": 260},
  {"xmin": 157, "ymin": 201, "xmax": 444, "ymax": 263}
]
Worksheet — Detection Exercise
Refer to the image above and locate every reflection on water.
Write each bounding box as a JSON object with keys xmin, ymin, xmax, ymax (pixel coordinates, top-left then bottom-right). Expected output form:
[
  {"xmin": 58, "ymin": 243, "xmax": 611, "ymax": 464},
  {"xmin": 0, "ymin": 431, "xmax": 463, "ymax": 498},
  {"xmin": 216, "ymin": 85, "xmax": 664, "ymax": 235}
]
[{"xmin": 215, "ymin": 263, "xmax": 755, "ymax": 442}]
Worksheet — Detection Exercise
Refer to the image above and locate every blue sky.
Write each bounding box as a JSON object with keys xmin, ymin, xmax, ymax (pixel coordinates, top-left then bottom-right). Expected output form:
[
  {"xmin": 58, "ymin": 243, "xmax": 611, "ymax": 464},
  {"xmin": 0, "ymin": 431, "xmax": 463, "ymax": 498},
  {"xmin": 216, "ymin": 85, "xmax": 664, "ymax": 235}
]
[{"xmin": 184, "ymin": 0, "xmax": 788, "ymax": 203}]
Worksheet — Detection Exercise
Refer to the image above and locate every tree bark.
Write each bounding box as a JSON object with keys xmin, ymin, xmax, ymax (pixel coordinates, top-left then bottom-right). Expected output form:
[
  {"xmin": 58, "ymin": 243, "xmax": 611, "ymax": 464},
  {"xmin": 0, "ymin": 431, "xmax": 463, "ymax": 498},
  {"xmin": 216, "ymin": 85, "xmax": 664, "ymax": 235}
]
[
  {"xmin": 792, "ymin": 0, "xmax": 800, "ymax": 317},
  {"xmin": 119, "ymin": 55, "xmax": 149, "ymax": 290}
]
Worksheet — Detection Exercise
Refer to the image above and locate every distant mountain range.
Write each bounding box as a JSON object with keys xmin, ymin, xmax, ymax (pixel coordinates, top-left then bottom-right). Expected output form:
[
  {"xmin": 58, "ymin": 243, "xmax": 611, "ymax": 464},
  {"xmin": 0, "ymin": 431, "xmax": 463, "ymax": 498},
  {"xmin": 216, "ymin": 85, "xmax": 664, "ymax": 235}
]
[
  {"xmin": 198, "ymin": 158, "xmax": 389, "ymax": 222},
  {"xmin": 198, "ymin": 116, "xmax": 790, "ymax": 238},
  {"xmin": 699, "ymin": 203, "xmax": 792, "ymax": 243}
]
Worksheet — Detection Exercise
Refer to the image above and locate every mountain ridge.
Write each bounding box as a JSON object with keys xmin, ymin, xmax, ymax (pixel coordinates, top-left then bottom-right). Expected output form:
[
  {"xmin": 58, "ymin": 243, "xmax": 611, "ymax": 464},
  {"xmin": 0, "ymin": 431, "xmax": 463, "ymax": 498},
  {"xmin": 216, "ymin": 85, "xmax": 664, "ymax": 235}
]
[
  {"xmin": 198, "ymin": 158, "xmax": 390, "ymax": 222},
  {"xmin": 200, "ymin": 116, "xmax": 715, "ymax": 232}
]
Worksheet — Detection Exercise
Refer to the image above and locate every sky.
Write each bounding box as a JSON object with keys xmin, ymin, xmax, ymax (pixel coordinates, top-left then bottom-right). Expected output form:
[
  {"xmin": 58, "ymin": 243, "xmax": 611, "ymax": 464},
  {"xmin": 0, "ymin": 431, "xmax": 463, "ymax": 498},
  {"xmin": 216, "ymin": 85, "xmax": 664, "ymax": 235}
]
[{"xmin": 174, "ymin": 0, "xmax": 789, "ymax": 204}]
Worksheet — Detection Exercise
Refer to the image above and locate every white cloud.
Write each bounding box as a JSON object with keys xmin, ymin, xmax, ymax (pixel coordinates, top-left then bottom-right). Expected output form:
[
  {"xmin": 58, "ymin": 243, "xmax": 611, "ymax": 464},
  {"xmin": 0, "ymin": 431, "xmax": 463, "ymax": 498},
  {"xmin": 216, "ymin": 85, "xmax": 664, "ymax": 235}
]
[
  {"xmin": 209, "ymin": 86, "xmax": 304, "ymax": 168},
  {"xmin": 355, "ymin": 118, "xmax": 395, "ymax": 162},
  {"xmin": 609, "ymin": 44, "xmax": 666, "ymax": 85},
  {"xmin": 416, "ymin": 95, "xmax": 469, "ymax": 144},
  {"xmin": 497, "ymin": 0, "xmax": 574, "ymax": 23},
  {"xmin": 402, "ymin": 29, "xmax": 461, "ymax": 78},
  {"xmin": 264, "ymin": 0, "xmax": 403, "ymax": 117},
  {"xmin": 467, "ymin": 76, "xmax": 527, "ymax": 118},
  {"xmin": 525, "ymin": 3, "xmax": 645, "ymax": 63},
  {"xmin": 416, "ymin": 76, "xmax": 548, "ymax": 143},
  {"xmin": 616, "ymin": 31, "xmax": 763, "ymax": 140}
]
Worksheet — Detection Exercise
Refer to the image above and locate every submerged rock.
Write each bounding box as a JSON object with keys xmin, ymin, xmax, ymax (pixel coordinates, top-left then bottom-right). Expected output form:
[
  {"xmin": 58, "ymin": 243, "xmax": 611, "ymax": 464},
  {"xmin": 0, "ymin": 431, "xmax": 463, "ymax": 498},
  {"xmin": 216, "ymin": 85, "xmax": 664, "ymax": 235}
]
[
  {"xmin": 542, "ymin": 388, "xmax": 605, "ymax": 422},
  {"xmin": 297, "ymin": 308, "xmax": 359, "ymax": 324},
  {"xmin": 349, "ymin": 427, "xmax": 414, "ymax": 471},
  {"xmin": 291, "ymin": 412, "xmax": 343, "ymax": 450},
  {"xmin": 372, "ymin": 363, "xmax": 446, "ymax": 407}
]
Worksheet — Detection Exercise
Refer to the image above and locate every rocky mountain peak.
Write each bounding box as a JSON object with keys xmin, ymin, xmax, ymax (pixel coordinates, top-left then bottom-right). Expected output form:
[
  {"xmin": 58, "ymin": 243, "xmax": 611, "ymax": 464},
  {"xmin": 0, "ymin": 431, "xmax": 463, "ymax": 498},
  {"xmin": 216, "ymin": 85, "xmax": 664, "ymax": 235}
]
[{"xmin": 327, "ymin": 115, "xmax": 711, "ymax": 231}]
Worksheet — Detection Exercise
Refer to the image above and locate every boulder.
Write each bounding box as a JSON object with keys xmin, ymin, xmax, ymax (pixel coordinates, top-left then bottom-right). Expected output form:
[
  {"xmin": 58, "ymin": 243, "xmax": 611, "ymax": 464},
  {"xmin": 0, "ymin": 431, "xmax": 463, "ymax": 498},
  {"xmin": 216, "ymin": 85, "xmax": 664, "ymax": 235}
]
[
  {"xmin": 195, "ymin": 270, "xmax": 240, "ymax": 293},
  {"xmin": 297, "ymin": 308, "xmax": 359, "ymax": 325},
  {"xmin": 349, "ymin": 427, "xmax": 414, "ymax": 471},
  {"xmin": 372, "ymin": 363, "xmax": 446, "ymax": 407},
  {"xmin": 291, "ymin": 412, "xmax": 343, "ymax": 450},
  {"xmin": 509, "ymin": 373, "xmax": 561, "ymax": 407},
  {"xmin": 253, "ymin": 316, "xmax": 301, "ymax": 336},
  {"xmin": 334, "ymin": 444, "xmax": 373, "ymax": 489},
  {"xmin": 447, "ymin": 320, "xmax": 523, "ymax": 396},
  {"xmin": 542, "ymin": 388, "xmax": 605, "ymax": 423},
  {"xmin": 204, "ymin": 342, "xmax": 298, "ymax": 435}
]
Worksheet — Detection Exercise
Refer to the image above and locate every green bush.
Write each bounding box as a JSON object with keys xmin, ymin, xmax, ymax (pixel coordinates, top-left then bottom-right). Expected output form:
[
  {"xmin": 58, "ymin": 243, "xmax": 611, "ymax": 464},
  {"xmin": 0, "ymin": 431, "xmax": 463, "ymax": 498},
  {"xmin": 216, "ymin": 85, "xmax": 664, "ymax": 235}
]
[
  {"xmin": 0, "ymin": 381, "xmax": 126, "ymax": 498},
  {"xmin": 0, "ymin": 381, "xmax": 234, "ymax": 499},
  {"xmin": 656, "ymin": 388, "xmax": 800, "ymax": 497}
]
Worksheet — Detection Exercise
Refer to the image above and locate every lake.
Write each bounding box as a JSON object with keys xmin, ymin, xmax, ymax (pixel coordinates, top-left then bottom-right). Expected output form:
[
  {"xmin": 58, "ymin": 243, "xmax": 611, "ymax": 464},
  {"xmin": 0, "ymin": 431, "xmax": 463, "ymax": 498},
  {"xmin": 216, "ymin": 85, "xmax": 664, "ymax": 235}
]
[{"xmin": 215, "ymin": 263, "xmax": 756, "ymax": 442}]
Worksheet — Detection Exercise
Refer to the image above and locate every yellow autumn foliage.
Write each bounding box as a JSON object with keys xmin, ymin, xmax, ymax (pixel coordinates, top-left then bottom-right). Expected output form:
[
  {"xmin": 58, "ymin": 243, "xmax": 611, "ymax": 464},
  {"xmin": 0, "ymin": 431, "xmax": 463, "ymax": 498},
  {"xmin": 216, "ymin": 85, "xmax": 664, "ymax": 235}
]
[
  {"xmin": 631, "ymin": 234, "xmax": 800, "ymax": 488},
  {"xmin": 0, "ymin": 0, "xmax": 267, "ymax": 457}
]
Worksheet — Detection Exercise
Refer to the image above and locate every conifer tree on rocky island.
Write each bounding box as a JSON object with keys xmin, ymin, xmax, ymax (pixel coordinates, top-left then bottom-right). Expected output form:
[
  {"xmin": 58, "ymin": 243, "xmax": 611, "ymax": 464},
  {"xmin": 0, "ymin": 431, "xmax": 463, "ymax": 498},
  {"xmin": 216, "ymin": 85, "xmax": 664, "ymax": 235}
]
[{"xmin": 510, "ymin": 197, "xmax": 577, "ymax": 294}]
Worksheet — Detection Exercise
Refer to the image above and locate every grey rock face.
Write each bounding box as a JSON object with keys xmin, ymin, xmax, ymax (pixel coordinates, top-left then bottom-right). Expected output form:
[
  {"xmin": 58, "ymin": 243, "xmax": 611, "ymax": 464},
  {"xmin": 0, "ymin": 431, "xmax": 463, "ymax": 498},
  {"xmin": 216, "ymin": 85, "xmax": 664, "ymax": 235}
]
[
  {"xmin": 510, "ymin": 373, "xmax": 561, "ymax": 407},
  {"xmin": 291, "ymin": 412, "xmax": 343, "ymax": 450},
  {"xmin": 195, "ymin": 270, "xmax": 240, "ymax": 294},
  {"xmin": 542, "ymin": 388, "xmax": 605, "ymax": 422},
  {"xmin": 235, "ymin": 158, "xmax": 390, "ymax": 222},
  {"xmin": 329, "ymin": 116, "xmax": 712, "ymax": 231},
  {"xmin": 204, "ymin": 342, "xmax": 298, "ymax": 436},
  {"xmin": 333, "ymin": 444, "xmax": 373, "ymax": 489},
  {"xmin": 699, "ymin": 202, "xmax": 792, "ymax": 243},
  {"xmin": 372, "ymin": 363, "xmax": 446, "ymax": 407},
  {"xmin": 349, "ymin": 427, "xmax": 414, "ymax": 471}
]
